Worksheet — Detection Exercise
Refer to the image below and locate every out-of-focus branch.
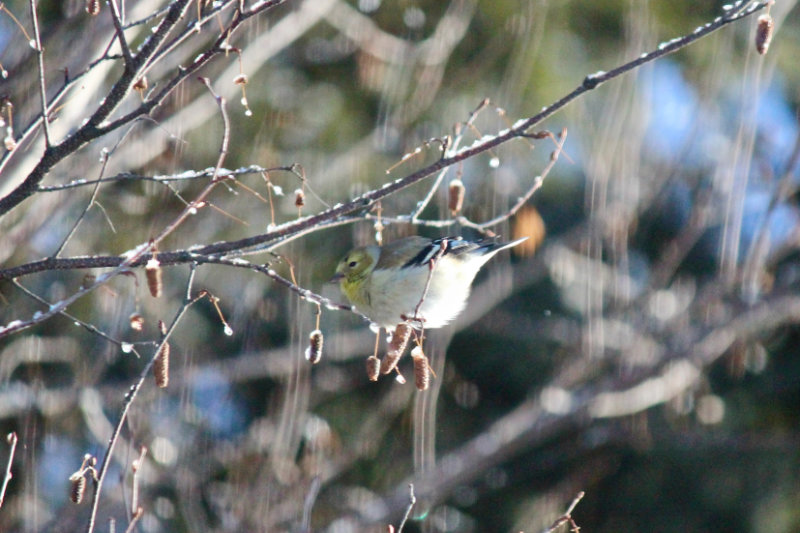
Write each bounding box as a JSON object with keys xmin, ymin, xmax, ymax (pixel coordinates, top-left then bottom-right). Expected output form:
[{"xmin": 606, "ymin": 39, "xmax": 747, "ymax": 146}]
[
  {"xmin": 356, "ymin": 292, "xmax": 800, "ymax": 525},
  {"xmin": 541, "ymin": 492, "xmax": 584, "ymax": 533},
  {"xmin": 85, "ymin": 265, "xmax": 201, "ymax": 533},
  {"xmin": 28, "ymin": 0, "xmax": 50, "ymax": 147},
  {"xmin": 0, "ymin": 432, "xmax": 18, "ymax": 510}
]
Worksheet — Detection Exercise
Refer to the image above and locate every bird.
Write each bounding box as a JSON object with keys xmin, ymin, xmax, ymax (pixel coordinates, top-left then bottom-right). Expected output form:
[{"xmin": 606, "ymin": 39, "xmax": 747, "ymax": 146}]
[{"xmin": 332, "ymin": 235, "xmax": 527, "ymax": 330}]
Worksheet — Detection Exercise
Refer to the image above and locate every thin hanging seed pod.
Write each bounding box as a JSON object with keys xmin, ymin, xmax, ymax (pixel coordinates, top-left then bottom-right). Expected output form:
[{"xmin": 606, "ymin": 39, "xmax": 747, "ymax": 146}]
[
  {"xmin": 411, "ymin": 346, "xmax": 430, "ymax": 391},
  {"xmin": 85, "ymin": 0, "xmax": 100, "ymax": 15},
  {"xmin": 154, "ymin": 342, "xmax": 170, "ymax": 388},
  {"xmin": 145, "ymin": 258, "xmax": 162, "ymax": 298},
  {"xmin": 129, "ymin": 313, "xmax": 144, "ymax": 332},
  {"xmin": 755, "ymin": 14, "xmax": 774, "ymax": 55},
  {"xmin": 294, "ymin": 188, "xmax": 306, "ymax": 209},
  {"xmin": 69, "ymin": 472, "xmax": 86, "ymax": 504},
  {"xmin": 305, "ymin": 329, "xmax": 323, "ymax": 364},
  {"xmin": 448, "ymin": 179, "xmax": 465, "ymax": 216},
  {"xmin": 133, "ymin": 76, "xmax": 148, "ymax": 92},
  {"xmin": 366, "ymin": 355, "xmax": 381, "ymax": 381},
  {"xmin": 4, "ymin": 134, "xmax": 16, "ymax": 151},
  {"xmin": 381, "ymin": 347, "xmax": 403, "ymax": 375},
  {"xmin": 82, "ymin": 273, "xmax": 96, "ymax": 289},
  {"xmin": 382, "ymin": 322, "xmax": 412, "ymax": 374}
]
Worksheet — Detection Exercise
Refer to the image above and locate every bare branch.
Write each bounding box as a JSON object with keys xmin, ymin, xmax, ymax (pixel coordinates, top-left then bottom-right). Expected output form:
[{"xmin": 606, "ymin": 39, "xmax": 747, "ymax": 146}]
[
  {"xmin": 28, "ymin": 0, "xmax": 50, "ymax": 147},
  {"xmin": 0, "ymin": 432, "xmax": 18, "ymax": 510},
  {"xmin": 85, "ymin": 265, "xmax": 200, "ymax": 533},
  {"xmin": 542, "ymin": 491, "xmax": 585, "ymax": 533},
  {"xmin": 108, "ymin": 0, "xmax": 134, "ymax": 65}
]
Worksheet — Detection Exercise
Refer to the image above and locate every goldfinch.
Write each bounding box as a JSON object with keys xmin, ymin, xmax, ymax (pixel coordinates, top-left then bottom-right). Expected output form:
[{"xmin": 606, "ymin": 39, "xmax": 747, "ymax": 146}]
[{"xmin": 332, "ymin": 236, "xmax": 527, "ymax": 330}]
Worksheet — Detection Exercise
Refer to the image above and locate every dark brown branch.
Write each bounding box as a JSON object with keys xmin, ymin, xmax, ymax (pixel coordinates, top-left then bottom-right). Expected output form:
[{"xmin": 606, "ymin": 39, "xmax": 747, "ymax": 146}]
[
  {"xmin": 0, "ymin": 79, "xmax": 233, "ymax": 339},
  {"xmin": 0, "ymin": 0, "xmax": 195, "ymax": 216},
  {"xmin": 108, "ymin": 0, "xmax": 134, "ymax": 65},
  {"xmin": 0, "ymin": 0, "xmax": 290, "ymax": 216}
]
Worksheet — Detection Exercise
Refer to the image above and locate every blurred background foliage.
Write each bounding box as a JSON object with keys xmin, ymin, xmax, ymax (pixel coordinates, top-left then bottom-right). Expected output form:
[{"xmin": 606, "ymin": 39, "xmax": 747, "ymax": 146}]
[{"xmin": 1, "ymin": 0, "xmax": 799, "ymax": 531}]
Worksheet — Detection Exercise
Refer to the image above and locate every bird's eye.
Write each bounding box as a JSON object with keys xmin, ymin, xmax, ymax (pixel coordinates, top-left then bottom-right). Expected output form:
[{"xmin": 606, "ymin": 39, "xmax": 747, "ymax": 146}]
[{"xmin": 348, "ymin": 261, "xmax": 358, "ymax": 268}]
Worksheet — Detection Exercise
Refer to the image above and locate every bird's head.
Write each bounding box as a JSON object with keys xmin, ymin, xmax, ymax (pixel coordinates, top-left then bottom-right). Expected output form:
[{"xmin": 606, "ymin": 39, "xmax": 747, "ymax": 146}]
[{"xmin": 332, "ymin": 247, "xmax": 377, "ymax": 287}]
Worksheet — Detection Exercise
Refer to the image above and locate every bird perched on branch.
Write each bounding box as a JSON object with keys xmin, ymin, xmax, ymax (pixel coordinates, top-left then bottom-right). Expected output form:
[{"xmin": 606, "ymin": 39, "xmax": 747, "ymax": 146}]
[{"xmin": 332, "ymin": 236, "xmax": 527, "ymax": 330}]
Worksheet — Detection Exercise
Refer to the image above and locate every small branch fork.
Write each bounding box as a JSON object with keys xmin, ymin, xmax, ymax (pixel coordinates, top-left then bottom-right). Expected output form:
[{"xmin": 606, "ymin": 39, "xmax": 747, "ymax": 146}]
[
  {"xmin": 0, "ymin": 0, "xmax": 289, "ymax": 215},
  {"xmin": 396, "ymin": 483, "xmax": 416, "ymax": 533},
  {"xmin": 542, "ymin": 492, "xmax": 585, "ymax": 533},
  {"xmin": 0, "ymin": 77, "xmax": 230, "ymax": 340}
]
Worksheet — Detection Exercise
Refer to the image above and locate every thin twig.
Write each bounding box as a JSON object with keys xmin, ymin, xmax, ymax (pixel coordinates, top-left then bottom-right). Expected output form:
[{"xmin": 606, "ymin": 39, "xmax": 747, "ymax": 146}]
[
  {"xmin": 108, "ymin": 0, "xmax": 133, "ymax": 64},
  {"xmin": 122, "ymin": 508, "xmax": 144, "ymax": 533},
  {"xmin": 85, "ymin": 265, "xmax": 201, "ymax": 533},
  {"xmin": 11, "ymin": 279, "xmax": 146, "ymax": 355},
  {"xmin": 28, "ymin": 0, "xmax": 51, "ymax": 147},
  {"xmin": 0, "ymin": 432, "xmax": 18, "ymax": 510},
  {"xmin": 121, "ymin": 2, "xmax": 173, "ymax": 30},
  {"xmin": 0, "ymin": 76, "xmax": 232, "ymax": 340},
  {"xmin": 409, "ymin": 240, "xmax": 448, "ymax": 332},
  {"xmin": 396, "ymin": 483, "xmax": 416, "ymax": 533},
  {"xmin": 202, "ymin": 256, "xmax": 373, "ymax": 324},
  {"xmin": 129, "ymin": 446, "xmax": 147, "ymax": 520},
  {"xmin": 542, "ymin": 491, "xmax": 585, "ymax": 533},
  {"xmin": 35, "ymin": 165, "xmax": 299, "ymax": 192},
  {"xmin": 300, "ymin": 476, "xmax": 321, "ymax": 533},
  {"xmin": 467, "ymin": 128, "xmax": 567, "ymax": 233},
  {"xmin": 411, "ymin": 98, "xmax": 488, "ymax": 221},
  {"xmin": 0, "ymin": 1, "xmax": 767, "ymax": 217},
  {"xmin": 53, "ymin": 149, "xmax": 112, "ymax": 257}
]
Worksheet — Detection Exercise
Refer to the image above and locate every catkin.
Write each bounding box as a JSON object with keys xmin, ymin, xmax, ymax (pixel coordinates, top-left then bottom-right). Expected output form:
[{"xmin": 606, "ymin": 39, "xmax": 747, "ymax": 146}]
[
  {"xmin": 305, "ymin": 329, "xmax": 323, "ymax": 364},
  {"xmin": 411, "ymin": 346, "xmax": 430, "ymax": 391},
  {"xmin": 129, "ymin": 313, "xmax": 144, "ymax": 332},
  {"xmin": 133, "ymin": 76, "xmax": 149, "ymax": 92},
  {"xmin": 755, "ymin": 14, "xmax": 774, "ymax": 55},
  {"xmin": 85, "ymin": 0, "xmax": 100, "ymax": 16},
  {"xmin": 294, "ymin": 188, "xmax": 306, "ymax": 208},
  {"xmin": 382, "ymin": 322, "xmax": 412, "ymax": 374},
  {"xmin": 448, "ymin": 179, "xmax": 465, "ymax": 216},
  {"xmin": 69, "ymin": 473, "xmax": 86, "ymax": 504},
  {"xmin": 145, "ymin": 258, "xmax": 162, "ymax": 298},
  {"xmin": 154, "ymin": 343, "xmax": 169, "ymax": 388},
  {"xmin": 366, "ymin": 355, "xmax": 381, "ymax": 382}
]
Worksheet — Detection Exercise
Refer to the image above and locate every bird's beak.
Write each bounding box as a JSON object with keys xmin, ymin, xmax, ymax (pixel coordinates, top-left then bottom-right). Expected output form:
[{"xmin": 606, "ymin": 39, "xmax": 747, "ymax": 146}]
[{"xmin": 329, "ymin": 272, "xmax": 344, "ymax": 283}]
